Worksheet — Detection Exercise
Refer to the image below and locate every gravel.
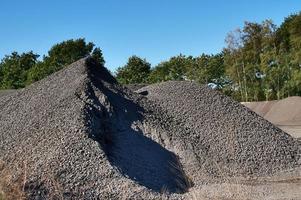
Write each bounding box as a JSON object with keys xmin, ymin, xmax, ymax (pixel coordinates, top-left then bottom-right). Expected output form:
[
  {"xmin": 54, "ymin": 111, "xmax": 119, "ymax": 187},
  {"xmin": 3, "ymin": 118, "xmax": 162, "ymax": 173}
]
[
  {"xmin": 0, "ymin": 57, "xmax": 300, "ymax": 199},
  {"xmin": 137, "ymin": 82, "xmax": 301, "ymax": 177}
]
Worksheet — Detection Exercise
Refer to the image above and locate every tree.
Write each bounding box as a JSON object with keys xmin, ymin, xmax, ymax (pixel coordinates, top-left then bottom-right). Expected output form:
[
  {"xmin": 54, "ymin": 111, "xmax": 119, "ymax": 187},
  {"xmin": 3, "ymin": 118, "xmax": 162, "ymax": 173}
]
[
  {"xmin": 223, "ymin": 29, "xmax": 247, "ymax": 101},
  {"xmin": 116, "ymin": 56, "xmax": 151, "ymax": 84},
  {"xmin": 260, "ymin": 20, "xmax": 279, "ymax": 100},
  {"xmin": 187, "ymin": 54, "xmax": 209, "ymax": 83},
  {"xmin": 164, "ymin": 55, "xmax": 193, "ymax": 80},
  {"xmin": 241, "ymin": 21, "xmax": 265, "ymax": 101},
  {"xmin": 44, "ymin": 38, "xmax": 95, "ymax": 70},
  {"xmin": 0, "ymin": 51, "xmax": 39, "ymax": 89},
  {"xmin": 224, "ymin": 21, "xmax": 279, "ymax": 101},
  {"xmin": 148, "ymin": 63, "xmax": 170, "ymax": 83},
  {"xmin": 26, "ymin": 61, "xmax": 51, "ymax": 84},
  {"xmin": 92, "ymin": 47, "xmax": 105, "ymax": 67},
  {"xmin": 148, "ymin": 55, "xmax": 194, "ymax": 83},
  {"xmin": 206, "ymin": 54, "xmax": 225, "ymax": 87},
  {"xmin": 287, "ymin": 13, "xmax": 301, "ymax": 67},
  {"xmin": 27, "ymin": 38, "xmax": 105, "ymax": 84},
  {"xmin": 190, "ymin": 53, "xmax": 225, "ymax": 87}
]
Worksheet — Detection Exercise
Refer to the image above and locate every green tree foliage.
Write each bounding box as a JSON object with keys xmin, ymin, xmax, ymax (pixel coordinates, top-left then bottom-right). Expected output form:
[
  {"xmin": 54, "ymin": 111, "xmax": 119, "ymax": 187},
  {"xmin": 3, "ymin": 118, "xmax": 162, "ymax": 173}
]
[
  {"xmin": 0, "ymin": 38, "xmax": 105, "ymax": 88},
  {"xmin": 0, "ymin": 52, "xmax": 39, "ymax": 89},
  {"xmin": 189, "ymin": 53, "xmax": 225, "ymax": 87},
  {"xmin": 148, "ymin": 55, "xmax": 193, "ymax": 83},
  {"xmin": 223, "ymin": 12, "xmax": 301, "ymax": 101},
  {"xmin": 27, "ymin": 38, "xmax": 104, "ymax": 84},
  {"xmin": 46, "ymin": 38, "xmax": 94, "ymax": 68},
  {"xmin": 91, "ymin": 47, "xmax": 105, "ymax": 67},
  {"xmin": 116, "ymin": 56, "xmax": 151, "ymax": 84},
  {"xmin": 26, "ymin": 61, "xmax": 51, "ymax": 83},
  {"xmin": 280, "ymin": 13, "xmax": 301, "ymax": 97},
  {"xmin": 148, "ymin": 62, "xmax": 170, "ymax": 83},
  {"xmin": 149, "ymin": 54, "xmax": 224, "ymax": 87}
]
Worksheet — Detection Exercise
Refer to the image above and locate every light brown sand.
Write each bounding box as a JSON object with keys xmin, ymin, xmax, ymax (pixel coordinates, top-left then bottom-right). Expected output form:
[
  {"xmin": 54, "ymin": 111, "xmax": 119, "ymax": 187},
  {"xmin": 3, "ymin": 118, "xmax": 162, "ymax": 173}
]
[{"xmin": 242, "ymin": 96, "xmax": 301, "ymax": 139}]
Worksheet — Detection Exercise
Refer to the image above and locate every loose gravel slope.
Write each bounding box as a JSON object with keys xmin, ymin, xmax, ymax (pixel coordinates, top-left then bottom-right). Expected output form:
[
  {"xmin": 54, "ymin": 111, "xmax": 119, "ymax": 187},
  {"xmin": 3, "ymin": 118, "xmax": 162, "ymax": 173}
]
[{"xmin": 138, "ymin": 82, "xmax": 301, "ymax": 176}]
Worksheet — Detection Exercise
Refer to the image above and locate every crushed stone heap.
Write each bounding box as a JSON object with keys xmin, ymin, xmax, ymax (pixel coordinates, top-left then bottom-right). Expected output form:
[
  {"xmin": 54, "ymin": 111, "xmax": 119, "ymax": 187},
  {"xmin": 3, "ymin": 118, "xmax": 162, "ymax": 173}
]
[
  {"xmin": 137, "ymin": 82, "xmax": 301, "ymax": 177},
  {"xmin": 0, "ymin": 58, "xmax": 300, "ymax": 199}
]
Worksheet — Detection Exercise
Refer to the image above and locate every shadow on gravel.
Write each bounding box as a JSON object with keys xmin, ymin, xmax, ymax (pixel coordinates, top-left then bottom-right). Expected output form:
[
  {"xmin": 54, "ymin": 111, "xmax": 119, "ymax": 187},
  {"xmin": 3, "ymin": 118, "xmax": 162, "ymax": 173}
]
[{"xmin": 87, "ymin": 64, "xmax": 191, "ymax": 193}]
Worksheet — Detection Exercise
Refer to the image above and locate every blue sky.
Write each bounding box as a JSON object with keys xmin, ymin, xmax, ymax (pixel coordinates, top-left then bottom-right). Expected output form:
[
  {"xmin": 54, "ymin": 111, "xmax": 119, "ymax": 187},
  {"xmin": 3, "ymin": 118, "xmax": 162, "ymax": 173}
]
[{"xmin": 0, "ymin": 0, "xmax": 300, "ymax": 72}]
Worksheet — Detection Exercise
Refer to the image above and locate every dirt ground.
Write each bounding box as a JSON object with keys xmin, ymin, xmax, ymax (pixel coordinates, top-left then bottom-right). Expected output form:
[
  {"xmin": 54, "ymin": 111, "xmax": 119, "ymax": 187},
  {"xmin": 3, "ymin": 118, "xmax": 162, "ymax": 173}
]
[
  {"xmin": 188, "ymin": 180, "xmax": 301, "ymax": 200},
  {"xmin": 188, "ymin": 166, "xmax": 301, "ymax": 199}
]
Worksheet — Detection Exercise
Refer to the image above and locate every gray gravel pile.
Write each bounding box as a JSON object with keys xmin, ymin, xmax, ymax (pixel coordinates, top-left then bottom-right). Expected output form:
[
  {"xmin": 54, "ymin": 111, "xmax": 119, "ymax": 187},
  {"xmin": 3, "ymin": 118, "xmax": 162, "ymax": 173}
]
[
  {"xmin": 0, "ymin": 58, "xmax": 193, "ymax": 199},
  {"xmin": 0, "ymin": 58, "xmax": 300, "ymax": 199},
  {"xmin": 137, "ymin": 81, "xmax": 301, "ymax": 177}
]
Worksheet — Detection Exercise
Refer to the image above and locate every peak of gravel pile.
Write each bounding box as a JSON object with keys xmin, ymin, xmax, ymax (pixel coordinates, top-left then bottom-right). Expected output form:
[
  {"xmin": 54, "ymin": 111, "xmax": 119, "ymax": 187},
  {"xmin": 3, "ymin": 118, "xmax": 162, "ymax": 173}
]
[
  {"xmin": 0, "ymin": 58, "xmax": 300, "ymax": 199},
  {"xmin": 0, "ymin": 58, "xmax": 190, "ymax": 199}
]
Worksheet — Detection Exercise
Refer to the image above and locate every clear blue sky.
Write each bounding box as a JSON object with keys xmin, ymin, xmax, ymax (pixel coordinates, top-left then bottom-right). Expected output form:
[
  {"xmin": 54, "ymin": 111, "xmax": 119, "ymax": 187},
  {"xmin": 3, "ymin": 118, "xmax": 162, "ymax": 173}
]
[{"xmin": 0, "ymin": 0, "xmax": 300, "ymax": 72}]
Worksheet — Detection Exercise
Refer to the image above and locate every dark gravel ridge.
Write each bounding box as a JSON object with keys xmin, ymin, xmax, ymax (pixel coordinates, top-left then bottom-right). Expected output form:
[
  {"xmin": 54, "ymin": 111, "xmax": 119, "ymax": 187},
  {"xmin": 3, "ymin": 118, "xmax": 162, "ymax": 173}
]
[{"xmin": 0, "ymin": 57, "xmax": 300, "ymax": 199}]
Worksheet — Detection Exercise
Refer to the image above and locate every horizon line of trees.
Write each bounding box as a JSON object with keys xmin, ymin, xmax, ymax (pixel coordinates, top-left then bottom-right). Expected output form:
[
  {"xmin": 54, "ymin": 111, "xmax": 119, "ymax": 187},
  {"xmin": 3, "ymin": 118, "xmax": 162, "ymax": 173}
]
[
  {"xmin": 116, "ymin": 12, "xmax": 301, "ymax": 102},
  {"xmin": 1, "ymin": 12, "xmax": 301, "ymax": 102}
]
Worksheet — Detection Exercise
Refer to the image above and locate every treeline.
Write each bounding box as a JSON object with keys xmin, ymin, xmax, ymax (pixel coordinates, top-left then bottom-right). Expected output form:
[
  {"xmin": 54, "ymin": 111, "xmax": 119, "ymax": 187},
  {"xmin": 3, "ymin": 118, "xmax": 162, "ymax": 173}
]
[
  {"xmin": 1, "ymin": 12, "xmax": 301, "ymax": 102},
  {"xmin": 116, "ymin": 12, "xmax": 301, "ymax": 101},
  {"xmin": 0, "ymin": 39, "xmax": 104, "ymax": 89},
  {"xmin": 116, "ymin": 54, "xmax": 224, "ymax": 88}
]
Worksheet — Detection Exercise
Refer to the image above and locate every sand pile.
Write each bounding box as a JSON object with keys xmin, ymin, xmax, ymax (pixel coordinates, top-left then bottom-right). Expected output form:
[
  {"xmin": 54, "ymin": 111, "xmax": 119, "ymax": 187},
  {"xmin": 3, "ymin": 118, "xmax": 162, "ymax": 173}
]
[
  {"xmin": 242, "ymin": 100, "xmax": 278, "ymax": 117},
  {"xmin": 0, "ymin": 58, "xmax": 300, "ymax": 199},
  {"xmin": 243, "ymin": 97, "xmax": 301, "ymax": 125}
]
